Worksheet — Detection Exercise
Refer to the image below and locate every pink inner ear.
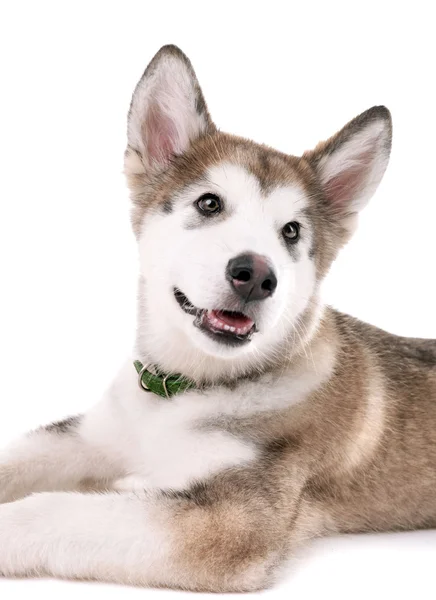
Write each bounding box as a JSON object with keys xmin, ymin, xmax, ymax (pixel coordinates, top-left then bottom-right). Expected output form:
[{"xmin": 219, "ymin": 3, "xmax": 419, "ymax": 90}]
[
  {"xmin": 324, "ymin": 148, "xmax": 375, "ymax": 210},
  {"xmin": 143, "ymin": 102, "xmax": 179, "ymax": 166}
]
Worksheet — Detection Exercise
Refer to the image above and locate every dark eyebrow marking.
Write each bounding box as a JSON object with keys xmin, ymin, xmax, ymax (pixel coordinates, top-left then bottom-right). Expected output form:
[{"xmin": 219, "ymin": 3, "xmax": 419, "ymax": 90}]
[{"xmin": 162, "ymin": 199, "xmax": 173, "ymax": 213}]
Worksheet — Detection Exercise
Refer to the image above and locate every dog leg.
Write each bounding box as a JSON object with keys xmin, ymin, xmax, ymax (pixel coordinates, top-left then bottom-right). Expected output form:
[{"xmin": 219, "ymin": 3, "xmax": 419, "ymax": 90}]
[
  {"xmin": 0, "ymin": 473, "xmax": 308, "ymax": 591},
  {"xmin": 0, "ymin": 415, "xmax": 122, "ymax": 503}
]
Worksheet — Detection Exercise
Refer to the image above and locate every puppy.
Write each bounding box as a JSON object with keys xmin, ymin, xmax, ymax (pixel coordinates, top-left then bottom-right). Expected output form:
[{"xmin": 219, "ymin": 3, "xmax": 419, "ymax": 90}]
[{"xmin": 1, "ymin": 45, "xmax": 435, "ymax": 592}]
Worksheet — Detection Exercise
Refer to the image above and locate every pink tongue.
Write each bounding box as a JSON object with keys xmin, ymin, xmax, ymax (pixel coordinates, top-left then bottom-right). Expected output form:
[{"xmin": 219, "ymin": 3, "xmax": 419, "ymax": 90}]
[{"xmin": 206, "ymin": 309, "xmax": 254, "ymax": 335}]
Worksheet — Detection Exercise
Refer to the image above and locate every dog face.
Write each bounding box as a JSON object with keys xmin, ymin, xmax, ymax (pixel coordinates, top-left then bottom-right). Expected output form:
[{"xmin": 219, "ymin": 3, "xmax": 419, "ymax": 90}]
[{"xmin": 124, "ymin": 46, "xmax": 392, "ymax": 380}]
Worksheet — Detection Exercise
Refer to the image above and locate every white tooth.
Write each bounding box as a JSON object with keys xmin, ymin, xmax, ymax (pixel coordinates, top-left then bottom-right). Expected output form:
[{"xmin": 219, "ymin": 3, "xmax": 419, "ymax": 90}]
[
  {"xmin": 224, "ymin": 325, "xmax": 230, "ymax": 331},
  {"xmin": 229, "ymin": 326, "xmax": 236, "ymax": 332}
]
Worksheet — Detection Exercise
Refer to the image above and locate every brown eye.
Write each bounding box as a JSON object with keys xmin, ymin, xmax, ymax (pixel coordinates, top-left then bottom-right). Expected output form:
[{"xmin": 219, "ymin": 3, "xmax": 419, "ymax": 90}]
[
  {"xmin": 196, "ymin": 193, "xmax": 222, "ymax": 215},
  {"xmin": 282, "ymin": 221, "xmax": 300, "ymax": 243}
]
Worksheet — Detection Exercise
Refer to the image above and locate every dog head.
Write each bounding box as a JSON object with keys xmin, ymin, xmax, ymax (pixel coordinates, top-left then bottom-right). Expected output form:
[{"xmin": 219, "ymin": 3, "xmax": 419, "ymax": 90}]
[{"xmin": 124, "ymin": 45, "xmax": 392, "ymax": 382}]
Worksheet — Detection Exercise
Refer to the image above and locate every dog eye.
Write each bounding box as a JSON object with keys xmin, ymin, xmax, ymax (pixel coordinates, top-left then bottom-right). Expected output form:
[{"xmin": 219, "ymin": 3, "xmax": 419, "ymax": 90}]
[
  {"xmin": 282, "ymin": 221, "xmax": 300, "ymax": 243},
  {"xmin": 196, "ymin": 193, "xmax": 222, "ymax": 215}
]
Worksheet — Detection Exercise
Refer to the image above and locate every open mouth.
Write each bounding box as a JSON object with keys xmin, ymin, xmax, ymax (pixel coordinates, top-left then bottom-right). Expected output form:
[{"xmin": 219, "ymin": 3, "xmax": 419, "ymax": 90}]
[{"xmin": 173, "ymin": 288, "xmax": 256, "ymax": 346}]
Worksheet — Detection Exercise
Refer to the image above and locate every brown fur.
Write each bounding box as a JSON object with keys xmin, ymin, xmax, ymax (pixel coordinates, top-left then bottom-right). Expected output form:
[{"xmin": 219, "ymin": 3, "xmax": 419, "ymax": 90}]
[{"xmin": 142, "ymin": 308, "xmax": 436, "ymax": 591}]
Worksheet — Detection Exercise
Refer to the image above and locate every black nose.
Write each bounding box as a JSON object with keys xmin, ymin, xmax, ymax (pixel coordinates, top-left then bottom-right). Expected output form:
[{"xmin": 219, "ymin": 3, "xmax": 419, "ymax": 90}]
[{"xmin": 226, "ymin": 253, "xmax": 278, "ymax": 302}]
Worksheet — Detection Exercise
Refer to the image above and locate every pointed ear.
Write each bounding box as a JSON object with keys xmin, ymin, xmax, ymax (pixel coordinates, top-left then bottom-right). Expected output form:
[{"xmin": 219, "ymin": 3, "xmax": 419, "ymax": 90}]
[
  {"xmin": 126, "ymin": 45, "xmax": 215, "ymax": 172},
  {"xmin": 304, "ymin": 106, "xmax": 392, "ymax": 229}
]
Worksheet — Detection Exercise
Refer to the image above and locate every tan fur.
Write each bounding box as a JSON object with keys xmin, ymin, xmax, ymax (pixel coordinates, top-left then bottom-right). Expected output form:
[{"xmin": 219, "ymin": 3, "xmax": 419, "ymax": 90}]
[{"xmin": 133, "ymin": 308, "xmax": 436, "ymax": 591}]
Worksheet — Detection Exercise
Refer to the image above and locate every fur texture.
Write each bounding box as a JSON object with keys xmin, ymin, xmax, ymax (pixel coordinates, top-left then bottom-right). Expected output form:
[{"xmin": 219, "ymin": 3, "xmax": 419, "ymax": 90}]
[{"xmin": 1, "ymin": 45, "xmax": 434, "ymax": 592}]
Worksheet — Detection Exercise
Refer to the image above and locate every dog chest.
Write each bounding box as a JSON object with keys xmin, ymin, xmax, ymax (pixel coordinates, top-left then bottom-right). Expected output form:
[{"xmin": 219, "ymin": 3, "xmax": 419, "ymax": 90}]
[{"xmin": 96, "ymin": 380, "xmax": 257, "ymax": 492}]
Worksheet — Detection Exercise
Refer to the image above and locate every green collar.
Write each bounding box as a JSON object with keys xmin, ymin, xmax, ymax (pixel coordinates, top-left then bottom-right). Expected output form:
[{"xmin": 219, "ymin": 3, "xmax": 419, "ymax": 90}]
[{"xmin": 134, "ymin": 360, "xmax": 196, "ymax": 399}]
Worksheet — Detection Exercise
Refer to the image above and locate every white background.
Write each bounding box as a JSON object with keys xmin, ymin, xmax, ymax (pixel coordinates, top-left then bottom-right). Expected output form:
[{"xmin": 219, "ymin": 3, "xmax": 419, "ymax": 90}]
[{"xmin": 0, "ymin": 1, "xmax": 435, "ymax": 598}]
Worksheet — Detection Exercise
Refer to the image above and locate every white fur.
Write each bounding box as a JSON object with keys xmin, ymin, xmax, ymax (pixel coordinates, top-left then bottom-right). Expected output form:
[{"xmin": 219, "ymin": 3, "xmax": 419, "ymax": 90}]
[
  {"xmin": 0, "ymin": 491, "xmax": 172, "ymax": 584},
  {"xmin": 137, "ymin": 164, "xmax": 317, "ymax": 381},
  {"xmin": 90, "ymin": 362, "xmax": 258, "ymax": 491}
]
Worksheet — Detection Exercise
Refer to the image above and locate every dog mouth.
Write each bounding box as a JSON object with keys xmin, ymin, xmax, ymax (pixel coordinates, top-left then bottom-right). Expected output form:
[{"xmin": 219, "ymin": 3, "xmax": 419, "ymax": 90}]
[{"xmin": 173, "ymin": 288, "xmax": 256, "ymax": 346}]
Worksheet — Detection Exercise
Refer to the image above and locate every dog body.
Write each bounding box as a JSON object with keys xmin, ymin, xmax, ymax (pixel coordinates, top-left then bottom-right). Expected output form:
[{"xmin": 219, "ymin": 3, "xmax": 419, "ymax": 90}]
[{"xmin": 1, "ymin": 46, "xmax": 435, "ymax": 591}]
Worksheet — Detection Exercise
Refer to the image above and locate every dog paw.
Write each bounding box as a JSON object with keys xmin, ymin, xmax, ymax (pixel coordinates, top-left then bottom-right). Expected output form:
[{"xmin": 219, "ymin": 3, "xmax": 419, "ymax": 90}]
[{"xmin": 0, "ymin": 495, "xmax": 45, "ymax": 577}]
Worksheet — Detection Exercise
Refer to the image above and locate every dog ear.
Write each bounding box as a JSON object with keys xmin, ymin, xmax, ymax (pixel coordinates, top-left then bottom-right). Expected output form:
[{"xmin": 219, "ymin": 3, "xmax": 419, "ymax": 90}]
[
  {"xmin": 126, "ymin": 45, "xmax": 215, "ymax": 172},
  {"xmin": 304, "ymin": 106, "xmax": 392, "ymax": 232}
]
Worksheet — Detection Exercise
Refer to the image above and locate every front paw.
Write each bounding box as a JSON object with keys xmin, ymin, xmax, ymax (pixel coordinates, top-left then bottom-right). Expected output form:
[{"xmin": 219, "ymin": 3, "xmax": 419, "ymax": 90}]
[
  {"xmin": 0, "ymin": 495, "xmax": 45, "ymax": 577},
  {"xmin": 0, "ymin": 500, "xmax": 26, "ymax": 576}
]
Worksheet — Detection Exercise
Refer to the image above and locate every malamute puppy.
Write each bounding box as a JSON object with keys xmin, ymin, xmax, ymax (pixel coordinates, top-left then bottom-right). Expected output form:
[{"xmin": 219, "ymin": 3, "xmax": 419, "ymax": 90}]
[{"xmin": 1, "ymin": 45, "xmax": 435, "ymax": 592}]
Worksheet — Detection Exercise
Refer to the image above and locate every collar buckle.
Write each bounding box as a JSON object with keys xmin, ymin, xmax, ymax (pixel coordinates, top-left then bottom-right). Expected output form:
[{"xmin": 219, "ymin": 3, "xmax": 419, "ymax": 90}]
[
  {"xmin": 136, "ymin": 362, "xmax": 171, "ymax": 400},
  {"xmin": 137, "ymin": 362, "xmax": 152, "ymax": 392}
]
